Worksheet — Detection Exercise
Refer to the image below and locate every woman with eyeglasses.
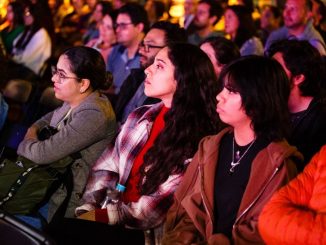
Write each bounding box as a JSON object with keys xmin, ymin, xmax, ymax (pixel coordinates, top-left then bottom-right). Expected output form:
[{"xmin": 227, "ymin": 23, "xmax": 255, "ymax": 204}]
[
  {"xmin": 47, "ymin": 43, "xmax": 221, "ymax": 244},
  {"xmin": 16, "ymin": 46, "xmax": 116, "ymax": 228}
]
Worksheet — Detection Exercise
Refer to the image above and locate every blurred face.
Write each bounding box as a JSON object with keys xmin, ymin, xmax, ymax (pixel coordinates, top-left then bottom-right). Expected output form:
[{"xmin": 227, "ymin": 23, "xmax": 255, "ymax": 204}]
[
  {"xmin": 194, "ymin": 3, "xmax": 212, "ymax": 29},
  {"xmin": 200, "ymin": 42, "xmax": 223, "ymax": 76},
  {"xmin": 52, "ymin": 55, "xmax": 84, "ymax": 104},
  {"xmin": 115, "ymin": 13, "xmax": 141, "ymax": 47},
  {"xmin": 99, "ymin": 14, "xmax": 116, "ymax": 45},
  {"xmin": 260, "ymin": 7, "xmax": 277, "ymax": 30},
  {"xmin": 144, "ymin": 47, "xmax": 177, "ymax": 107},
  {"xmin": 184, "ymin": 0, "xmax": 196, "ymax": 16},
  {"xmin": 6, "ymin": 5, "xmax": 14, "ymax": 22},
  {"xmin": 139, "ymin": 28, "xmax": 166, "ymax": 69},
  {"xmin": 24, "ymin": 8, "xmax": 34, "ymax": 26},
  {"xmin": 283, "ymin": 0, "xmax": 310, "ymax": 29},
  {"xmin": 216, "ymin": 82, "xmax": 250, "ymax": 128},
  {"xmin": 93, "ymin": 4, "xmax": 104, "ymax": 23},
  {"xmin": 224, "ymin": 9, "xmax": 239, "ymax": 38}
]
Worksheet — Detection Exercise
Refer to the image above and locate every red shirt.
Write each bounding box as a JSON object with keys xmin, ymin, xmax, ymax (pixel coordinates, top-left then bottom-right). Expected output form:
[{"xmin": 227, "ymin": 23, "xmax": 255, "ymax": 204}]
[{"xmin": 121, "ymin": 106, "xmax": 169, "ymax": 203}]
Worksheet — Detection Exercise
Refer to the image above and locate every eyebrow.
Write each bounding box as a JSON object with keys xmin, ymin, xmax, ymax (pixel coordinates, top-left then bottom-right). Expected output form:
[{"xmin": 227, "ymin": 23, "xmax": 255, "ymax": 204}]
[
  {"xmin": 156, "ymin": 58, "xmax": 167, "ymax": 64},
  {"xmin": 57, "ymin": 68, "xmax": 67, "ymax": 74}
]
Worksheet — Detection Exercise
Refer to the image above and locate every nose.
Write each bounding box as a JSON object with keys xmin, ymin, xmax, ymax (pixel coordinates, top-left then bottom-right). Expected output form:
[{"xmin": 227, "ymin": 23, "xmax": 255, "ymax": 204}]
[
  {"xmin": 216, "ymin": 88, "xmax": 225, "ymax": 102},
  {"xmin": 144, "ymin": 64, "xmax": 152, "ymax": 77}
]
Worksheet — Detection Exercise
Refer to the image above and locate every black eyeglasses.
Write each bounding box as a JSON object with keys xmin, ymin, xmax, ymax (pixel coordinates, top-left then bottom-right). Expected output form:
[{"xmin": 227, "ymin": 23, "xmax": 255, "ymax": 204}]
[
  {"xmin": 139, "ymin": 41, "xmax": 165, "ymax": 53},
  {"xmin": 51, "ymin": 66, "xmax": 81, "ymax": 83},
  {"xmin": 114, "ymin": 22, "xmax": 133, "ymax": 30}
]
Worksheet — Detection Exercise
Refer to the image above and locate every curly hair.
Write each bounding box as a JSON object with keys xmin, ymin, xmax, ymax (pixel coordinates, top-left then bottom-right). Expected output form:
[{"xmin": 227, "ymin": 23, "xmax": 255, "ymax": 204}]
[{"xmin": 139, "ymin": 43, "xmax": 221, "ymax": 195}]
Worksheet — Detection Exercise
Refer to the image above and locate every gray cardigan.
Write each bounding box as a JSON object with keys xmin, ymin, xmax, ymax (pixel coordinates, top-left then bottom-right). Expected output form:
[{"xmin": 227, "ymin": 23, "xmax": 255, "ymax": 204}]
[{"xmin": 17, "ymin": 91, "xmax": 116, "ymax": 219}]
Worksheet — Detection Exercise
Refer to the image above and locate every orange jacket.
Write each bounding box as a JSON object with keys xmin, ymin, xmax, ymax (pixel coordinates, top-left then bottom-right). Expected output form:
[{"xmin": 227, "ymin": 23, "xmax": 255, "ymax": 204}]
[{"xmin": 258, "ymin": 145, "xmax": 326, "ymax": 245}]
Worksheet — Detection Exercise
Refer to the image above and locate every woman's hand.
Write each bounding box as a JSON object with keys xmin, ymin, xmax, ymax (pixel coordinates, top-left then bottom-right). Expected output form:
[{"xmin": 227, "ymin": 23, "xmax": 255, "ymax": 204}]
[
  {"xmin": 77, "ymin": 210, "xmax": 96, "ymax": 221},
  {"xmin": 24, "ymin": 125, "xmax": 39, "ymax": 140}
]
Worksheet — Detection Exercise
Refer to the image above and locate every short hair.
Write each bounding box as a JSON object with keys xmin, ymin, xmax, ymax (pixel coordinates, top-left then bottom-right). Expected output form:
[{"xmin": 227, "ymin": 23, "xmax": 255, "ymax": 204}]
[
  {"xmin": 267, "ymin": 40, "xmax": 323, "ymax": 97},
  {"xmin": 261, "ymin": 5, "xmax": 282, "ymax": 19},
  {"xmin": 118, "ymin": 3, "xmax": 150, "ymax": 33},
  {"xmin": 199, "ymin": 0, "xmax": 224, "ymax": 24},
  {"xmin": 150, "ymin": 21, "xmax": 187, "ymax": 45},
  {"xmin": 201, "ymin": 36, "xmax": 240, "ymax": 65},
  {"xmin": 63, "ymin": 46, "xmax": 112, "ymax": 90},
  {"xmin": 219, "ymin": 55, "xmax": 291, "ymax": 141}
]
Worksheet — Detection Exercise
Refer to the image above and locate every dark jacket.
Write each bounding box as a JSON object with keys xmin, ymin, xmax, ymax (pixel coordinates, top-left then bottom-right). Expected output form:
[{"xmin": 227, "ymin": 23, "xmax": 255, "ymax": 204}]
[
  {"xmin": 162, "ymin": 128, "xmax": 302, "ymax": 245},
  {"xmin": 289, "ymin": 97, "xmax": 326, "ymax": 170}
]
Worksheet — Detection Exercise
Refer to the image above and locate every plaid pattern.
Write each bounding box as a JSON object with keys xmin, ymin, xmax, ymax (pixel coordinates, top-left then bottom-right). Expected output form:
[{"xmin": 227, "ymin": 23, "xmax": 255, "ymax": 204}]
[{"xmin": 77, "ymin": 103, "xmax": 187, "ymax": 229}]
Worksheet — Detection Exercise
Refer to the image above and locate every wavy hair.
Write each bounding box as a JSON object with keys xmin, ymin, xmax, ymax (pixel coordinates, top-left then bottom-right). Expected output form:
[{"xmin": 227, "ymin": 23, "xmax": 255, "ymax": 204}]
[{"xmin": 139, "ymin": 43, "xmax": 221, "ymax": 195}]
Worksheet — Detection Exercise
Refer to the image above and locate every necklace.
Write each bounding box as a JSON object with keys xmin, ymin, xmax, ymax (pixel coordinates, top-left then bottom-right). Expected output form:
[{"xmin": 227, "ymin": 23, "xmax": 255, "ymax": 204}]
[{"xmin": 230, "ymin": 137, "xmax": 256, "ymax": 173}]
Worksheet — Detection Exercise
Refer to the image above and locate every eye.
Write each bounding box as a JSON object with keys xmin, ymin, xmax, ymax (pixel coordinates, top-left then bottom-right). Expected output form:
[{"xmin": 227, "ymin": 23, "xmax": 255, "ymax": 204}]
[{"xmin": 155, "ymin": 64, "xmax": 163, "ymax": 69}]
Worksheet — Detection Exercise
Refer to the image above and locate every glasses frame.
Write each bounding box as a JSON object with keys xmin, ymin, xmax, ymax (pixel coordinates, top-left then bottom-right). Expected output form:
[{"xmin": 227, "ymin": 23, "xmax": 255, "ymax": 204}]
[
  {"xmin": 114, "ymin": 22, "xmax": 133, "ymax": 30},
  {"xmin": 139, "ymin": 41, "xmax": 165, "ymax": 53},
  {"xmin": 51, "ymin": 66, "xmax": 81, "ymax": 83}
]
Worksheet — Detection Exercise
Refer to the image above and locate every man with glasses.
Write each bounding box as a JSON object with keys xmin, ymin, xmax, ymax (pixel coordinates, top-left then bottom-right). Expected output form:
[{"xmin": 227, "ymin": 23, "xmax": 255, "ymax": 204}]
[
  {"xmin": 106, "ymin": 3, "xmax": 149, "ymax": 101},
  {"xmin": 114, "ymin": 21, "xmax": 187, "ymax": 127}
]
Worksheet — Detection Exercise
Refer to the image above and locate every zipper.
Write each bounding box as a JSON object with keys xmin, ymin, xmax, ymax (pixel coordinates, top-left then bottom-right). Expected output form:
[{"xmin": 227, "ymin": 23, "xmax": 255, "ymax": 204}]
[
  {"xmin": 199, "ymin": 165, "xmax": 214, "ymax": 229},
  {"xmin": 233, "ymin": 167, "xmax": 280, "ymax": 229}
]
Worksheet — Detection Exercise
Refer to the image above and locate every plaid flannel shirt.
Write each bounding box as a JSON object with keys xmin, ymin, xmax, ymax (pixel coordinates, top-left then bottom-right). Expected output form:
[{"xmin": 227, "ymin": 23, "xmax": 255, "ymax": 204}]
[{"xmin": 77, "ymin": 102, "xmax": 188, "ymax": 229}]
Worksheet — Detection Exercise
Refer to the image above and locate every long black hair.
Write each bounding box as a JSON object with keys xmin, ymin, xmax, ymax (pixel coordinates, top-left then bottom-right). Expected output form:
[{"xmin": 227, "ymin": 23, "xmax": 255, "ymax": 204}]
[{"xmin": 139, "ymin": 43, "xmax": 221, "ymax": 195}]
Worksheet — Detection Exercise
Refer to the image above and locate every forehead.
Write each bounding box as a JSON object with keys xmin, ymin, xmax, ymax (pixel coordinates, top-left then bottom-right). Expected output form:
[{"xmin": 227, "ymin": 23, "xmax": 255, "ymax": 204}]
[
  {"xmin": 286, "ymin": 0, "xmax": 306, "ymax": 8},
  {"xmin": 58, "ymin": 55, "xmax": 72, "ymax": 71},
  {"xmin": 144, "ymin": 29, "xmax": 166, "ymax": 43},
  {"xmin": 117, "ymin": 13, "xmax": 132, "ymax": 23},
  {"xmin": 102, "ymin": 15, "xmax": 112, "ymax": 23},
  {"xmin": 198, "ymin": 3, "xmax": 210, "ymax": 12}
]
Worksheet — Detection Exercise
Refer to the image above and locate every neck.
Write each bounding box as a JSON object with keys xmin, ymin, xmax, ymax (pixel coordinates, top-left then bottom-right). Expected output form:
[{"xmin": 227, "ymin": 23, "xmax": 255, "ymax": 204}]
[
  {"xmin": 288, "ymin": 91, "xmax": 313, "ymax": 113},
  {"xmin": 69, "ymin": 90, "xmax": 93, "ymax": 109},
  {"xmin": 288, "ymin": 24, "xmax": 306, "ymax": 36},
  {"xmin": 197, "ymin": 25, "xmax": 214, "ymax": 38},
  {"xmin": 234, "ymin": 124, "xmax": 255, "ymax": 146}
]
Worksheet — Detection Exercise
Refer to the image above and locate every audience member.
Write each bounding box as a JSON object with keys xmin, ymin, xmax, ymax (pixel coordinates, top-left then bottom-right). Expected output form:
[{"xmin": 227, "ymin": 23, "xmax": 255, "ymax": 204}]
[
  {"xmin": 0, "ymin": 1, "xmax": 24, "ymax": 54},
  {"xmin": 162, "ymin": 55, "xmax": 302, "ymax": 244},
  {"xmin": 224, "ymin": 5, "xmax": 264, "ymax": 56},
  {"xmin": 188, "ymin": 0, "xmax": 224, "ymax": 45},
  {"xmin": 86, "ymin": 10, "xmax": 116, "ymax": 64},
  {"xmin": 268, "ymin": 40, "xmax": 326, "ymax": 170},
  {"xmin": 107, "ymin": 3, "xmax": 149, "ymax": 99},
  {"xmin": 16, "ymin": 46, "xmax": 116, "ymax": 226},
  {"xmin": 258, "ymin": 5, "xmax": 282, "ymax": 45},
  {"xmin": 114, "ymin": 21, "xmax": 186, "ymax": 126},
  {"xmin": 48, "ymin": 43, "xmax": 220, "ymax": 244},
  {"xmin": 145, "ymin": 0, "xmax": 166, "ymax": 26},
  {"xmin": 312, "ymin": 0, "xmax": 326, "ymax": 41},
  {"xmin": 179, "ymin": 0, "xmax": 197, "ymax": 35},
  {"xmin": 11, "ymin": 3, "xmax": 52, "ymax": 76},
  {"xmin": 258, "ymin": 144, "xmax": 326, "ymax": 245},
  {"xmin": 265, "ymin": 0, "xmax": 326, "ymax": 55},
  {"xmin": 200, "ymin": 36, "xmax": 240, "ymax": 77}
]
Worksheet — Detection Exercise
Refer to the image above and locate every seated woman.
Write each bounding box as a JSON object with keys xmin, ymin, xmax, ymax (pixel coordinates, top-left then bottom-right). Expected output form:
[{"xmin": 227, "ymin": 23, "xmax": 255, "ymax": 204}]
[
  {"xmin": 258, "ymin": 145, "xmax": 326, "ymax": 245},
  {"xmin": 49, "ymin": 43, "xmax": 221, "ymax": 244},
  {"xmin": 200, "ymin": 36, "xmax": 240, "ymax": 77},
  {"xmin": 162, "ymin": 56, "xmax": 303, "ymax": 244},
  {"xmin": 16, "ymin": 46, "xmax": 116, "ymax": 225},
  {"xmin": 224, "ymin": 5, "xmax": 264, "ymax": 56}
]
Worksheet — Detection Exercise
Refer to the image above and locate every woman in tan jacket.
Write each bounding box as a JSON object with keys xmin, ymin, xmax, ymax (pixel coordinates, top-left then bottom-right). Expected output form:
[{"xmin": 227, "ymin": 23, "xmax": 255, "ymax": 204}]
[{"xmin": 162, "ymin": 56, "xmax": 303, "ymax": 245}]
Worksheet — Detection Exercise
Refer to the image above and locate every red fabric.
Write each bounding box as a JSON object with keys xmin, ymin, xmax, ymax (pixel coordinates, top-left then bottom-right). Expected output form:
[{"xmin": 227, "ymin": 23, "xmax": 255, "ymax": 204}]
[
  {"xmin": 95, "ymin": 208, "xmax": 109, "ymax": 223},
  {"xmin": 258, "ymin": 145, "xmax": 326, "ymax": 245},
  {"xmin": 122, "ymin": 106, "xmax": 168, "ymax": 203}
]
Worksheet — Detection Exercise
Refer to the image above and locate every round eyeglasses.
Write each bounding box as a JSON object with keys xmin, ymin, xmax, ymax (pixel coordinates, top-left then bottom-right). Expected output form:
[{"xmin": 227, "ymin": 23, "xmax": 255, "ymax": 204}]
[{"xmin": 51, "ymin": 66, "xmax": 81, "ymax": 83}]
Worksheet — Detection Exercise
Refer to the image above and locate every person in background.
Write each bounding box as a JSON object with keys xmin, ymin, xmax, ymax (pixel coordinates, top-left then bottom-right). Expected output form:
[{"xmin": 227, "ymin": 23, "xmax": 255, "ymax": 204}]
[
  {"xmin": 200, "ymin": 36, "xmax": 240, "ymax": 77},
  {"xmin": 257, "ymin": 5, "xmax": 282, "ymax": 45},
  {"xmin": 311, "ymin": 0, "xmax": 326, "ymax": 41},
  {"xmin": 179, "ymin": 0, "xmax": 197, "ymax": 35},
  {"xmin": 267, "ymin": 40, "xmax": 326, "ymax": 170},
  {"xmin": 114, "ymin": 21, "xmax": 187, "ymax": 126},
  {"xmin": 162, "ymin": 55, "xmax": 302, "ymax": 244},
  {"xmin": 49, "ymin": 43, "xmax": 220, "ymax": 244},
  {"xmin": 83, "ymin": 0, "xmax": 113, "ymax": 44},
  {"xmin": 106, "ymin": 3, "xmax": 149, "ymax": 102},
  {"xmin": 224, "ymin": 5, "xmax": 264, "ymax": 56},
  {"xmin": 145, "ymin": 0, "xmax": 167, "ymax": 26},
  {"xmin": 258, "ymin": 144, "xmax": 326, "ymax": 245},
  {"xmin": 16, "ymin": 46, "xmax": 116, "ymax": 227},
  {"xmin": 86, "ymin": 10, "xmax": 116, "ymax": 64},
  {"xmin": 188, "ymin": 0, "xmax": 224, "ymax": 46},
  {"xmin": 0, "ymin": 1, "xmax": 24, "ymax": 54},
  {"xmin": 265, "ymin": 0, "xmax": 326, "ymax": 55}
]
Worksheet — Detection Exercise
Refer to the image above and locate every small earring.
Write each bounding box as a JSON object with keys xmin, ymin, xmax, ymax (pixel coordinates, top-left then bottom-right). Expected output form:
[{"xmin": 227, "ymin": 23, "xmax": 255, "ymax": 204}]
[{"xmin": 80, "ymin": 89, "xmax": 84, "ymax": 93}]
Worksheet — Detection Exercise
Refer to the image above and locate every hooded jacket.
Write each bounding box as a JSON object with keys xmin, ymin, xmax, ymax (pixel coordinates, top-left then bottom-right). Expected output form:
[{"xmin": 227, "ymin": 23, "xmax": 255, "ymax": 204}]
[{"xmin": 162, "ymin": 128, "xmax": 302, "ymax": 245}]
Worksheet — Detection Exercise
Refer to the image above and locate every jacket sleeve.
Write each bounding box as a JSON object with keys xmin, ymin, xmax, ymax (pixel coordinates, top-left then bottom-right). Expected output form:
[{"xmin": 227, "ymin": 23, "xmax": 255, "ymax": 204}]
[
  {"xmin": 162, "ymin": 152, "xmax": 206, "ymax": 245},
  {"xmin": 258, "ymin": 148, "xmax": 326, "ymax": 245},
  {"xmin": 17, "ymin": 103, "xmax": 113, "ymax": 164}
]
